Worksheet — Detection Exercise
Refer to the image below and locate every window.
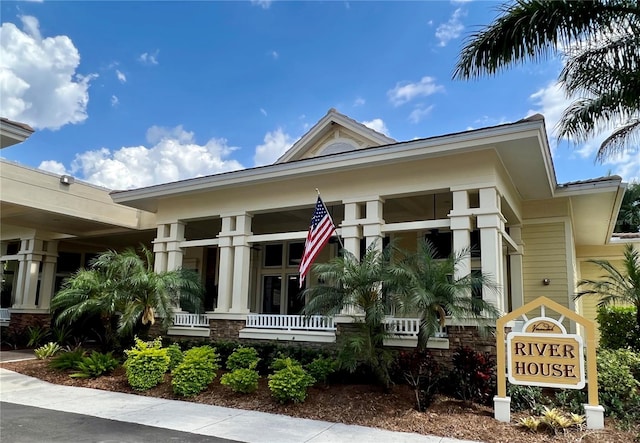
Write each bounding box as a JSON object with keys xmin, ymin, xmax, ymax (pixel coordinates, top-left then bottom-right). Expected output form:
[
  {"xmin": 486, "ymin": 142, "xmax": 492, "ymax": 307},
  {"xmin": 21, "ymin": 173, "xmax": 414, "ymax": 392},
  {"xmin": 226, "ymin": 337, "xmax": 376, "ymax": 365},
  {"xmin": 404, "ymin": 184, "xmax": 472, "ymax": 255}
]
[
  {"xmin": 264, "ymin": 244, "xmax": 283, "ymax": 267},
  {"xmin": 425, "ymin": 231, "xmax": 452, "ymax": 258},
  {"xmin": 288, "ymin": 242, "xmax": 304, "ymax": 266}
]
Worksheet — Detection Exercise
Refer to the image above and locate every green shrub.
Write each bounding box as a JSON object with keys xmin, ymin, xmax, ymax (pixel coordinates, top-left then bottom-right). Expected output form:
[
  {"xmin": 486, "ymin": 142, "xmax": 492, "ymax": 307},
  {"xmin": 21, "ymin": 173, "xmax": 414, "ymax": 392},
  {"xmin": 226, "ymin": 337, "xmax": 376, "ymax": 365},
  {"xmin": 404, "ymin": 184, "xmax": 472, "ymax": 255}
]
[
  {"xmin": 165, "ymin": 343, "xmax": 183, "ymax": 371},
  {"xmin": 270, "ymin": 355, "xmax": 302, "ymax": 371},
  {"xmin": 553, "ymin": 389, "xmax": 587, "ymax": 415},
  {"xmin": 171, "ymin": 345, "xmax": 220, "ymax": 397},
  {"xmin": 268, "ymin": 360, "xmax": 315, "ymax": 404},
  {"xmin": 597, "ymin": 306, "xmax": 640, "ymax": 351},
  {"xmin": 220, "ymin": 368, "xmax": 260, "ymax": 394},
  {"xmin": 305, "ymin": 356, "xmax": 337, "ymax": 386},
  {"xmin": 596, "ymin": 348, "xmax": 640, "ymax": 426},
  {"xmin": 49, "ymin": 348, "xmax": 87, "ymax": 370},
  {"xmin": 34, "ymin": 342, "xmax": 62, "ymax": 360},
  {"xmin": 508, "ymin": 384, "xmax": 545, "ymax": 413},
  {"xmin": 70, "ymin": 351, "xmax": 119, "ymax": 378},
  {"xmin": 124, "ymin": 337, "xmax": 170, "ymax": 391},
  {"xmin": 50, "ymin": 325, "xmax": 73, "ymax": 346},
  {"xmin": 26, "ymin": 325, "xmax": 49, "ymax": 348},
  {"xmin": 226, "ymin": 347, "xmax": 260, "ymax": 371}
]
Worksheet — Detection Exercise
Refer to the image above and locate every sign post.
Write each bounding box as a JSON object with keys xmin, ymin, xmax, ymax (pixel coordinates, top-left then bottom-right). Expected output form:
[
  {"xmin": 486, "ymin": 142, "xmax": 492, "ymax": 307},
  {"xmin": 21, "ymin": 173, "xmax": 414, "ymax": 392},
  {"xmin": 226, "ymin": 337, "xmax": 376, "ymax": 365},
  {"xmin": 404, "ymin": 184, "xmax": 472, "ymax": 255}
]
[{"xmin": 494, "ymin": 296, "xmax": 604, "ymax": 429}]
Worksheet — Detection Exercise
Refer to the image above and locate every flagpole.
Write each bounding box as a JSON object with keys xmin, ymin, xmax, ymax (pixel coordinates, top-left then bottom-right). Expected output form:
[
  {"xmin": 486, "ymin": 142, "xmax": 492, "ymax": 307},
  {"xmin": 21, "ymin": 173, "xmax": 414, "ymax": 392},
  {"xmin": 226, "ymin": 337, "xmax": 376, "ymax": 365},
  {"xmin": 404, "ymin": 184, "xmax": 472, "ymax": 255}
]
[{"xmin": 315, "ymin": 188, "xmax": 344, "ymax": 250}]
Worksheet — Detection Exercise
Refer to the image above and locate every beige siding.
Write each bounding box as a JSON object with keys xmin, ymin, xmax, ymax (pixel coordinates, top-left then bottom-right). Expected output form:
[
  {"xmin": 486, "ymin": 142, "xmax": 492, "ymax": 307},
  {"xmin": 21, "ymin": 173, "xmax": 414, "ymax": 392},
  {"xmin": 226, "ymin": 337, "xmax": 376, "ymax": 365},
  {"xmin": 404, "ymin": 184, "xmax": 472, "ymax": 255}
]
[{"xmin": 522, "ymin": 222, "xmax": 570, "ymax": 313}]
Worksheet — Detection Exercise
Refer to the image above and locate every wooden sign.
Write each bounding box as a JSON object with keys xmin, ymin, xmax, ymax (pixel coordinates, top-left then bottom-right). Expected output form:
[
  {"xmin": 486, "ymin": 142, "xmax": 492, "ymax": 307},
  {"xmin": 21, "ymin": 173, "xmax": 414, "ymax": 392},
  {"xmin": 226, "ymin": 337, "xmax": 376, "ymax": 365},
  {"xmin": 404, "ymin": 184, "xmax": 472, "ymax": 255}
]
[{"xmin": 507, "ymin": 317, "xmax": 585, "ymax": 389}]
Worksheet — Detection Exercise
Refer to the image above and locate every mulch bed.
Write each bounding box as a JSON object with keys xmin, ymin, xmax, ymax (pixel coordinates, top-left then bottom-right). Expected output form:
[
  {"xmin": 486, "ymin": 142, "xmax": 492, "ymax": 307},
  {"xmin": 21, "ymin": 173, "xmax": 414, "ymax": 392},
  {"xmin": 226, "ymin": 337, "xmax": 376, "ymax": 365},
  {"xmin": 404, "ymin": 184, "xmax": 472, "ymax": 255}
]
[{"xmin": 2, "ymin": 358, "xmax": 637, "ymax": 443}]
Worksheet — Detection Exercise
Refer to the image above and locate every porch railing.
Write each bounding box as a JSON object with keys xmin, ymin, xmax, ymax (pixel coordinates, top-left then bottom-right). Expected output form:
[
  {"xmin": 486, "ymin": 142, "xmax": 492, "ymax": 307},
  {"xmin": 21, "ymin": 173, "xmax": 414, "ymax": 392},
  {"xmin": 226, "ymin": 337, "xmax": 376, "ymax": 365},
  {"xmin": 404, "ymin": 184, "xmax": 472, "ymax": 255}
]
[
  {"xmin": 245, "ymin": 314, "xmax": 336, "ymax": 331},
  {"xmin": 0, "ymin": 308, "xmax": 10, "ymax": 322},
  {"xmin": 383, "ymin": 317, "xmax": 420, "ymax": 336},
  {"xmin": 172, "ymin": 313, "xmax": 209, "ymax": 328}
]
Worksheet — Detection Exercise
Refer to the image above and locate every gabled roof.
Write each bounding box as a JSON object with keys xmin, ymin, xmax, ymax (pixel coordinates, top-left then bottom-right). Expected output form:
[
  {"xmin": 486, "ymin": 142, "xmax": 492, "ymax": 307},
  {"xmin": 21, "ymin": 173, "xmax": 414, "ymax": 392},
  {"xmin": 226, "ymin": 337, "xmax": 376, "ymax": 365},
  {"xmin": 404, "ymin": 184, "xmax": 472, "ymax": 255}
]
[{"xmin": 275, "ymin": 108, "xmax": 396, "ymax": 163}]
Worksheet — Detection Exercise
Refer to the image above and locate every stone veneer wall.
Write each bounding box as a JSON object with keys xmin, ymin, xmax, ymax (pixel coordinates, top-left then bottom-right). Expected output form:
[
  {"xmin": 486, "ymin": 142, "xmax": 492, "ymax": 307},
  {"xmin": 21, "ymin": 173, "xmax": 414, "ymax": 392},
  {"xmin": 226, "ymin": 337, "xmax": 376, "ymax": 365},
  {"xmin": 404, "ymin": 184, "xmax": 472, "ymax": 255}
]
[
  {"xmin": 208, "ymin": 319, "xmax": 245, "ymax": 340},
  {"xmin": 6, "ymin": 313, "xmax": 51, "ymax": 337}
]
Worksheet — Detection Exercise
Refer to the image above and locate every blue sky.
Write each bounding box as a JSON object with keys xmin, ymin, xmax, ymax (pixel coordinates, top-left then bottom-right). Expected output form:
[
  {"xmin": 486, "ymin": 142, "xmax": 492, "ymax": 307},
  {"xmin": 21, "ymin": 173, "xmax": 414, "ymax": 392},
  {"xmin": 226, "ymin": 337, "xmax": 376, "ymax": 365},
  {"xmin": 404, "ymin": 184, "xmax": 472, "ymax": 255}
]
[{"xmin": 1, "ymin": 0, "xmax": 638, "ymax": 190}]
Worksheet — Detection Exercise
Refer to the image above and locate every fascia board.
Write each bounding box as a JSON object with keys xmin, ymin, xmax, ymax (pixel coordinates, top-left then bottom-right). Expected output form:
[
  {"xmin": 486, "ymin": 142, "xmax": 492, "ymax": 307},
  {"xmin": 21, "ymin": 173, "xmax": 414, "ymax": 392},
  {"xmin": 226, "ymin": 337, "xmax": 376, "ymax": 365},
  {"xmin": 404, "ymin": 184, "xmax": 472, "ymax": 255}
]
[{"xmin": 112, "ymin": 120, "xmax": 548, "ymax": 207}]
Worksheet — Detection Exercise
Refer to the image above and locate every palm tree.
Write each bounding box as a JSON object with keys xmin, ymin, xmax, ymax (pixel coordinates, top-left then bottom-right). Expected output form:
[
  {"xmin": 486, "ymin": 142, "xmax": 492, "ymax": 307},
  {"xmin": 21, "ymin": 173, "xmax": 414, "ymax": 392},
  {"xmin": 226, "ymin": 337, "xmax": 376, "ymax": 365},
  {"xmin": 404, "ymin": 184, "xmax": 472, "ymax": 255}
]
[
  {"xmin": 576, "ymin": 243, "xmax": 640, "ymax": 330},
  {"xmin": 454, "ymin": 0, "xmax": 640, "ymax": 162},
  {"xmin": 52, "ymin": 245, "xmax": 204, "ymax": 339},
  {"xmin": 302, "ymin": 242, "xmax": 398, "ymax": 389},
  {"xmin": 392, "ymin": 240, "xmax": 501, "ymax": 350}
]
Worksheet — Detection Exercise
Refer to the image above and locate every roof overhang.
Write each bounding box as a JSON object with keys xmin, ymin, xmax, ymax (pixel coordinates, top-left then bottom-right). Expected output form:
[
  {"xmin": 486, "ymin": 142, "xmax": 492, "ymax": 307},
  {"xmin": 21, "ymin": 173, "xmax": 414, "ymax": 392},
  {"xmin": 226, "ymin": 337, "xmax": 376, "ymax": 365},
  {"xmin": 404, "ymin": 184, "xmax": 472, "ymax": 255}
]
[
  {"xmin": 555, "ymin": 177, "xmax": 626, "ymax": 246},
  {"xmin": 0, "ymin": 118, "xmax": 34, "ymax": 148},
  {"xmin": 112, "ymin": 117, "xmax": 556, "ymax": 213}
]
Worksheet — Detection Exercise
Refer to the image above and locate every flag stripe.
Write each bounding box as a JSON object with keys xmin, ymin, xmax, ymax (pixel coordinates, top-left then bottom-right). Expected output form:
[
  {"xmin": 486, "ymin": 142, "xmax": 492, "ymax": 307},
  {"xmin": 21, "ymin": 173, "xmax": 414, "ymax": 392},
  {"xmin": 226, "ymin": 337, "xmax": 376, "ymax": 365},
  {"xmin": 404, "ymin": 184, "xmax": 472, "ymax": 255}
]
[{"xmin": 299, "ymin": 196, "xmax": 336, "ymax": 286}]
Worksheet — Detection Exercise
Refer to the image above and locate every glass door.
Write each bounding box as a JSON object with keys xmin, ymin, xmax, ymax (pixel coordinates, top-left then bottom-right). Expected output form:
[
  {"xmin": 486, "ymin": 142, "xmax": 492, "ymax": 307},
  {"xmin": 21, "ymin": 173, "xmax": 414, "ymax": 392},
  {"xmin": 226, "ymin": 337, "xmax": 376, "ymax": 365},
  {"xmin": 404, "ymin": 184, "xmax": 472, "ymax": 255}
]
[{"xmin": 262, "ymin": 275, "xmax": 282, "ymax": 314}]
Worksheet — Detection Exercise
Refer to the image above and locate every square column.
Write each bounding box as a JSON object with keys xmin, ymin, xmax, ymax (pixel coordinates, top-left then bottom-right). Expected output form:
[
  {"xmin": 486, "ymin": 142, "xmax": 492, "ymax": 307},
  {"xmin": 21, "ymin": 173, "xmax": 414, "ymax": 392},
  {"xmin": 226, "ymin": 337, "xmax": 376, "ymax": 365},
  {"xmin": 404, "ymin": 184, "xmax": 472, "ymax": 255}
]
[
  {"xmin": 166, "ymin": 222, "xmax": 186, "ymax": 271},
  {"xmin": 340, "ymin": 201, "xmax": 362, "ymax": 260},
  {"xmin": 477, "ymin": 188, "xmax": 506, "ymax": 313},
  {"xmin": 153, "ymin": 224, "xmax": 170, "ymax": 273},
  {"xmin": 215, "ymin": 216, "xmax": 234, "ymax": 313},
  {"xmin": 362, "ymin": 197, "xmax": 385, "ymax": 251},
  {"xmin": 230, "ymin": 214, "xmax": 252, "ymax": 314},
  {"xmin": 38, "ymin": 241, "xmax": 59, "ymax": 310},
  {"xmin": 450, "ymin": 190, "xmax": 471, "ymax": 280}
]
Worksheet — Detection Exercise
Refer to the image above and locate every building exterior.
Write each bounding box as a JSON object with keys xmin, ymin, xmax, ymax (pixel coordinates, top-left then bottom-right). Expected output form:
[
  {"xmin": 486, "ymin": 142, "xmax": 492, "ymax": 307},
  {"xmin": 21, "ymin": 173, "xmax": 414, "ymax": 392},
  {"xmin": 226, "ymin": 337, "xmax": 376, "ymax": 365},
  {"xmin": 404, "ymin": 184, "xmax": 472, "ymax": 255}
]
[{"xmin": 0, "ymin": 110, "xmax": 634, "ymax": 349}]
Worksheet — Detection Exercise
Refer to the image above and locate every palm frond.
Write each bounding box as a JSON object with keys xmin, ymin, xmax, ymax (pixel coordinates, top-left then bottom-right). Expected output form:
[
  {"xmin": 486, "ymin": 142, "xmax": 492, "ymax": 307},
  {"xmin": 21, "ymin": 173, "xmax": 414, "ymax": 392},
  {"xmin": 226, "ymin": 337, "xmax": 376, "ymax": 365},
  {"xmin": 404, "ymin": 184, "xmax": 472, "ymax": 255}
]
[{"xmin": 597, "ymin": 119, "xmax": 640, "ymax": 162}]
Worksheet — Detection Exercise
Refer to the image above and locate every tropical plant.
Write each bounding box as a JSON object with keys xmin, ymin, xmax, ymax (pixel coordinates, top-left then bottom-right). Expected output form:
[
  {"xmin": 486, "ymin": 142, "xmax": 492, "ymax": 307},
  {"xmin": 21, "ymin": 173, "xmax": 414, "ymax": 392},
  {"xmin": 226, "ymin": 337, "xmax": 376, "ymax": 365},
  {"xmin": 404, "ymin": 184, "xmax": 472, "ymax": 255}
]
[
  {"xmin": 616, "ymin": 182, "xmax": 640, "ymax": 233},
  {"xmin": 576, "ymin": 244, "xmax": 640, "ymax": 331},
  {"xmin": 393, "ymin": 240, "xmax": 500, "ymax": 350},
  {"xmin": 70, "ymin": 351, "xmax": 119, "ymax": 378},
  {"xmin": 49, "ymin": 348, "xmax": 87, "ymax": 371},
  {"xmin": 26, "ymin": 325, "xmax": 49, "ymax": 348},
  {"xmin": 34, "ymin": 342, "xmax": 62, "ymax": 360},
  {"xmin": 301, "ymin": 242, "xmax": 398, "ymax": 389},
  {"xmin": 454, "ymin": 0, "xmax": 640, "ymax": 162},
  {"xmin": 52, "ymin": 245, "xmax": 204, "ymax": 339}
]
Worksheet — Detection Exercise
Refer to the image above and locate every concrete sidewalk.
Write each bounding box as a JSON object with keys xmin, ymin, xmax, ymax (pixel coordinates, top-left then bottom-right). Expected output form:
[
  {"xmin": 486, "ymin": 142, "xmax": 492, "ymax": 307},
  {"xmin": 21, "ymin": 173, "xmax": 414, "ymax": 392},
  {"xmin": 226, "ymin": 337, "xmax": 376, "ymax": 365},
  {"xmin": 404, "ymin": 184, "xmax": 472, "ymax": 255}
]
[{"xmin": 0, "ymin": 368, "xmax": 479, "ymax": 443}]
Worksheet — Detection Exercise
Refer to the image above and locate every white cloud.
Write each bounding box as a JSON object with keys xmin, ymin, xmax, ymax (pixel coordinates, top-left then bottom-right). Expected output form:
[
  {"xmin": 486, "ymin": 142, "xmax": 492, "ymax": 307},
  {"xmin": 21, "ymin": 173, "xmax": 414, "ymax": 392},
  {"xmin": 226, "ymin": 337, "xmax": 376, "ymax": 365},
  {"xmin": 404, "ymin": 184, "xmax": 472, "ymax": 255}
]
[
  {"xmin": 251, "ymin": 0, "xmax": 272, "ymax": 9},
  {"xmin": 38, "ymin": 160, "xmax": 68, "ymax": 176},
  {"xmin": 409, "ymin": 105, "xmax": 435, "ymax": 124},
  {"xmin": 435, "ymin": 7, "xmax": 466, "ymax": 47},
  {"xmin": 260, "ymin": 108, "xmax": 268, "ymax": 116},
  {"xmin": 39, "ymin": 126, "xmax": 244, "ymax": 189},
  {"xmin": 116, "ymin": 69, "xmax": 126, "ymax": 83},
  {"xmin": 353, "ymin": 97, "xmax": 365, "ymax": 107},
  {"xmin": 0, "ymin": 16, "xmax": 97, "ymax": 130},
  {"xmin": 528, "ymin": 80, "xmax": 639, "ymax": 181},
  {"xmin": 111, "ymin": 95, "xmax": 119, "ymax": 107},
  {"xmin": 387, "ymin": 76, "xmax": 444, "ymax": 106},
  {"xmin": 270, "ymin": 50, "xmax": 279, "ymax": 60},
  {"xmin": 138, "ymin": 50, "xmax": 159, "ymax": 65},
  {"xmin": 254, "ymin": 128, "xmax": 294, "ymax": 166},
  {"xmin": 362, "ymin": 118, "xmax": 390, "ymax": 136}
]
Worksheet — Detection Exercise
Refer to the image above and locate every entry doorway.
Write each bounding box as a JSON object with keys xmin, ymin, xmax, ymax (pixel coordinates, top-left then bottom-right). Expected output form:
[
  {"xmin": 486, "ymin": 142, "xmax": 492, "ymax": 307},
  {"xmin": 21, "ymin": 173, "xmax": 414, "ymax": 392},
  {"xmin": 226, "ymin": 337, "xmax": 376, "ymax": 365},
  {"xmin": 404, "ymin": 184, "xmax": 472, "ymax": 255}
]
[{"xmin": 261, "ymin": 274, "xmax": 306, "ymax": 315}]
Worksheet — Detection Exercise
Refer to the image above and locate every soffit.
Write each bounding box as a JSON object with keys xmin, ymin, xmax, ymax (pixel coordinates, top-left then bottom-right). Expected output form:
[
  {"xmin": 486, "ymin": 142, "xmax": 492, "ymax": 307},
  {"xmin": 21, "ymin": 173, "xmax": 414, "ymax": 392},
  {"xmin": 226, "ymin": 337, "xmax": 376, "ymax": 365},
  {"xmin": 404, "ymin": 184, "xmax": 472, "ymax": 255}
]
[{"xmin": 113, "ymin": 118, "xmax": 555, "ymax": 213}]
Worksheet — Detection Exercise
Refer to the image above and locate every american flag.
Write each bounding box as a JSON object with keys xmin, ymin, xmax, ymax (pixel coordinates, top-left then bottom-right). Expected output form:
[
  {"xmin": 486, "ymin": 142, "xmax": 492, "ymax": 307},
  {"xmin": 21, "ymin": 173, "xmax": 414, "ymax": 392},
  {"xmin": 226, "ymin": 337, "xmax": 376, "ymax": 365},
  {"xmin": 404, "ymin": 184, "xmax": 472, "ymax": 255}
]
[{"xmin": 299, "ymin": 196, "xmax": 336, "ymax": 287}]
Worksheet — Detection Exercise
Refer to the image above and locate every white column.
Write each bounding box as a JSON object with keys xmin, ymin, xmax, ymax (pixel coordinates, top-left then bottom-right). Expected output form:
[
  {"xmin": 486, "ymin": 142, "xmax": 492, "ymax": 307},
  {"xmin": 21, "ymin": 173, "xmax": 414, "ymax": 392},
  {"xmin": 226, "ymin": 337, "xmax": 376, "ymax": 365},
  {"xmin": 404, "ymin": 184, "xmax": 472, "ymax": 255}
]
[
  {"xmin": 340, "ymin": 201, "xmax": 362, "ymax": 260},
  {"xmin": 450, "ymin": 190, "xmax": 471, "ymax": 280},
  {"xmin": 12, "ymin": 239, "xmax": 28, "ymax": 308},
  {"xmin": 508, "ymin": 226, "xmax": 525, "ymax": 311},
  {"xmin": 166, "ymin": 222, "xmax": 185, "ymax": 271},
  {"xmin": 15, "ymin": 239, "xmax": 43, "ymax": 309},
  {"xmin": 477, "ymin": 188, "xmax": 505, "ymax": 313},
  {"xmin": 38, "ymin": 241, "xmax": 58, "ymax": 310},
  {"xmin": 153, "ymin": 224, "xmax": 170, "ymax": 273},
  {"xmin": 231, "ymin": 214, "xmax": 252, "ymax": 314},
  {"xmin": 363, "ymin": 197, "xmax": 385, "ymax": 251},
  {"xmin": 215, "ymin": 216, "xmax": 234, "ymax": 313}
]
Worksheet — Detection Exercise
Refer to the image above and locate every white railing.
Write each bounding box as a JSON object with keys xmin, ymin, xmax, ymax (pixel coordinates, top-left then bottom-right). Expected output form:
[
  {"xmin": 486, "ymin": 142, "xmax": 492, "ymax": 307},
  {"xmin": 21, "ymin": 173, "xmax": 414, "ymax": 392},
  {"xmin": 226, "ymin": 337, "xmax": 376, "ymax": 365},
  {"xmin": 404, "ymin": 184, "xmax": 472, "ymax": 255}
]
[
  {"xmin": 0, "ymin": 308, "xmax": 10, "ymax": 322},
  {"xmin": 246, "ymin": 314, "xmax": 336, "ymax": 331},
  {"xmin": 383, "ymin": 317, "xmax": 420, "ymax": 336},
  {"xmin": 172, "ymin": 313, "xmax": 209, "ymax": 328}
]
